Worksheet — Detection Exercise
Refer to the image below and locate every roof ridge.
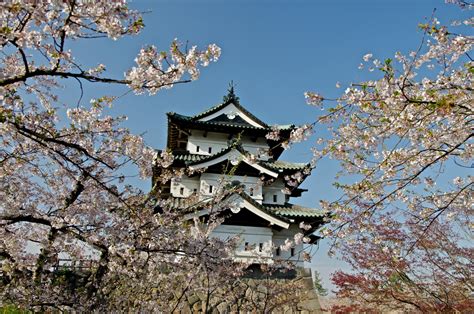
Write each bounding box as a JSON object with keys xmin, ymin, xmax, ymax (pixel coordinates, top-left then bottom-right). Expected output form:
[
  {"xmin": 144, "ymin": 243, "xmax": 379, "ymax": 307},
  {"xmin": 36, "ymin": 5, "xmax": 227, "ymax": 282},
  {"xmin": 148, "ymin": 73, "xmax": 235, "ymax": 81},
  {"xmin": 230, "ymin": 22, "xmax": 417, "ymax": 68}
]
[
  {"xmin": 191, "ymin": 102, "xmax": 228, "ymax": 120},
  {"xmin": 262, "ymin": 160, "xmax": 309, "ymax": 165},
  {"xmin": 168, "ymin": 112, "xmax": 267, "ymax": 130},
  {"xmin": 167, "ymin": 112, "xmax": 191, "ymax": 119},
  {"xmin": 169, "ymin": 109, "xmax": 296, "ymax": 132},
  {"xmin": 190, "ymin": 99, "xmax": 269, "ymax": 129}
]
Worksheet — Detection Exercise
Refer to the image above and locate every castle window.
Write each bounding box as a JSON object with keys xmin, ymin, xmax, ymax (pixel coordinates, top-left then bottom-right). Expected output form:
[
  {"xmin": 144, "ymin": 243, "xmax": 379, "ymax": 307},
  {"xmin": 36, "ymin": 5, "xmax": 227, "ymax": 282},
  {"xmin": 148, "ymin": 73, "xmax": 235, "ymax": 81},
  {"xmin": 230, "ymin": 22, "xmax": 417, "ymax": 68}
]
[
  {"xmin": 196, "ymin": 146, "xmax": 200, "ymax": 152},
  {"xmin": 276, "ymin": 247, "xmax": 281, "ymax": 256},
  {"xmin": 209, "ymin": 185, "xmax": 213, "ymax": 194},
  {"xmin": 179, "ymin": 187, "xmax": 184, "ymax": 195},
  {"xmin": 273, "ymin": 194, "xmax": 278, "ymax": 202},
  {"xmin": 290, "ymin": 248, "xmax": 295, "ymax": 257},
  {"xmin": 193, "ymin": 188, "xmax": 197, "ymax": 194},
  {"xmin": 208, "ymin": 147, "xmax": 212, "ymax": 154},
  {"xmin": 245, "ymin": 242, "xmax": 250, "ymax": 251},
  {"xmin": 250, "ymin": 188, "xmax": 254, "ymax": 196},
  {"xmin": 259, "ymin": 243, "xmax": 263, "ymax": 252}
]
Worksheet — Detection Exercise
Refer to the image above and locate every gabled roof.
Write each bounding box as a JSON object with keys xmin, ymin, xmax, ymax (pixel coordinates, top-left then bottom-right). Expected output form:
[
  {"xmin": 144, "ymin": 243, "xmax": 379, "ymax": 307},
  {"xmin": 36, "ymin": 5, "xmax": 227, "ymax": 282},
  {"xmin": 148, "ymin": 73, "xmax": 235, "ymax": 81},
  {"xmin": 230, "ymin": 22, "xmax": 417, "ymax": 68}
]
[
  {"xmin": 238, "ymin": 193, "xmax": 326, "ymax": 220},
  {"xmin": 191, "ymin": 99, "xmax": 269, "ymax": 129},
  {"xmin": 159, "ymin": 191, "xmax": 327, "ymax": 225},
  {"xmin": 186, "ymin": 146, "xmax": 279, "ymax": 178},
  {"xmin": 167, "ymin": 112, "xmax": 274, "ymax": 131},
  {"xmin": 180, "ymin": 193, "xmax": 291, "ymax": 229},
  {"xmin": 170, "ymin": 146, "xmax": 310, "ymax": 178},
  {"xmin": 166, "ymin": 90, "xmax": 296, "ymax": 160},
  {"xmin": 166, "ymin": 86, "xmax": 295, "ymax": 132}
]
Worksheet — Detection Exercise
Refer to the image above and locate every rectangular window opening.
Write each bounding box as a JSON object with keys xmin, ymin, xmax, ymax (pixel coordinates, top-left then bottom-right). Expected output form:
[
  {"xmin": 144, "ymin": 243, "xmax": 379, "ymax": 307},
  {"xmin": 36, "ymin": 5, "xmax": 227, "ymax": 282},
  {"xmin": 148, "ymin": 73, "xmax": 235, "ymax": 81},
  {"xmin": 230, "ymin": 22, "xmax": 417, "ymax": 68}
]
[
  {"xmin": 273, "ymin": 194, "xmax": 278, "ymax": 202},
  {"xmin": 290, "ymin": 248, "xmax": 295, "ymax": 257},
  {"xmin": 208, "ymin": 147, "xmax": 212, "ymax": 154},
  {"xmin": 276, "ymin": 247, "xmax": 281, "ymax": 256},
  {"xmin": 259, "ymin": 243, "xmax": 263, "ymax": 252},
  {"xmin": 209, "ymin": 185, "xmax": 213, "ymax": 194},
  {"xmin": 196, "ymin": 146, "xmax": 200, "ymax": 152},
  {"xmin": 179, "ymin": 187, "xmax": 184, "ymax": 195},
  {"xmin": 244, "ymin": 242, "xmax": 250, "ymax": 251}
]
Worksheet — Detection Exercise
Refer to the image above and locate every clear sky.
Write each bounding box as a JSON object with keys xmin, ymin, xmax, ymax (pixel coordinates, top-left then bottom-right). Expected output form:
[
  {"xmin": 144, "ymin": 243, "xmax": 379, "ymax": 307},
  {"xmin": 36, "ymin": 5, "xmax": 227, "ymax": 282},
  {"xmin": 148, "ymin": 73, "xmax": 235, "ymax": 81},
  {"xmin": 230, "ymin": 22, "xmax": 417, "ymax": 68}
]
[{"xmin": 61, "ymin": 0, "xmax": 469, "ymax": 293}]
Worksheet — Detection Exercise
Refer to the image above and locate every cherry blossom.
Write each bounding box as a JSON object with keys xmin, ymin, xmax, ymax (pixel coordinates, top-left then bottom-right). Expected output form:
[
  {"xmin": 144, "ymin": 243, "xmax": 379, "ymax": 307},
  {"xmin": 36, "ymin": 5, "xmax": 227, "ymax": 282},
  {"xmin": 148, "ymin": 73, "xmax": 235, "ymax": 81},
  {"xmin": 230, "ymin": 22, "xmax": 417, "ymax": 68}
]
[
  {"xmin": 302, "ymin": 4, "xmax": 473, "ymax": 311},
  {"xmin": 0, "ymin": 2, "xmax": 313, "ymax": 311}
]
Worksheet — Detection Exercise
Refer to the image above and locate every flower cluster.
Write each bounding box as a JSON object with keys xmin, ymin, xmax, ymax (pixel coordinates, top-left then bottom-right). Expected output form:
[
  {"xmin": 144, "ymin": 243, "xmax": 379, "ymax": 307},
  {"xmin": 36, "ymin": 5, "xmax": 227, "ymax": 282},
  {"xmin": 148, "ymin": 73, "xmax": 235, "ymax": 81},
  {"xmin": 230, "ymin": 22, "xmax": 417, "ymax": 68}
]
[
  {"xmin": 265, "ymin": 125, "xmax": 281, "ymax": 141},
  {"xmin": 125, "ymin": 42, "xmax": 221, "ymax": 95},
  {"xmin": 304, "ymin": 91, "xmax": 324, "ymax": 106},
  {"xmin": 301, "ymin": 10, "xmax": 474, "ymax": 312},
  {"xmin": 0, "ymin": 2, "xmax": 238, "ymax": 311}
]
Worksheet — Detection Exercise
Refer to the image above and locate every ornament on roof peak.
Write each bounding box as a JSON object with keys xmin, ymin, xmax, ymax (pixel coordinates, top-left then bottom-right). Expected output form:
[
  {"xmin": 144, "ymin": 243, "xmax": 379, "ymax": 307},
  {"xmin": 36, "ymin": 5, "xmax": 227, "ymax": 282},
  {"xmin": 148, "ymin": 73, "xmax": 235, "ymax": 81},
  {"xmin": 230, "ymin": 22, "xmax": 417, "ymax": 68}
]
[{"xmin": 222, "ymin": 81, "xmax": 240, "ymax": 104}]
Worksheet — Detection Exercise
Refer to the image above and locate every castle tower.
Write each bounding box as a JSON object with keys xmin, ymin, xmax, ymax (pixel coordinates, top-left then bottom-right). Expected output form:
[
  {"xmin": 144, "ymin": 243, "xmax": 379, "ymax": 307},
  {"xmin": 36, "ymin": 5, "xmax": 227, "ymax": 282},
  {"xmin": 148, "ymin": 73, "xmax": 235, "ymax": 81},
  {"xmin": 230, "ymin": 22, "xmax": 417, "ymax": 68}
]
[{"xmin": 153, "ymin": 86, "xmax": 326, "ymax": 267}]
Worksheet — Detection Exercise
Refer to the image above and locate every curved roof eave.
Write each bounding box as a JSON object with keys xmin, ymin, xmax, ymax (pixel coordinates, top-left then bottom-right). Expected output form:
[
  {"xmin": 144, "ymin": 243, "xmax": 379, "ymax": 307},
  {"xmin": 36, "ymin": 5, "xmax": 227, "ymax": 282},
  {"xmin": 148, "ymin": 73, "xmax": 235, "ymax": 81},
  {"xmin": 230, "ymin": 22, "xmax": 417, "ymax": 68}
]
[
  {"xmin": 183, "ymin": 193, "xmax": 290, "ymax": 229},
  {"xmin": 187, "ymin": 147, "xmax": 279, "ymax": 178}
]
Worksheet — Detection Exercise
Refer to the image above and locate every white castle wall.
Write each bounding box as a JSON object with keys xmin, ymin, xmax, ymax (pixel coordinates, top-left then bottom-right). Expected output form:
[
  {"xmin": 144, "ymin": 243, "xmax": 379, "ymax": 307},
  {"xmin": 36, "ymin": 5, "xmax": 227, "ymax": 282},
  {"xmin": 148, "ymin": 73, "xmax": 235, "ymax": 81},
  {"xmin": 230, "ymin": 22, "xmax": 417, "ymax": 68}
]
[
  {"xmin": 212, "ymin": 225, "xmax": 273, "ymax": 263},
  {"xmin": 170, "ymin": 177, "xmax": 200, "ymax": 198},
  {"xmin": 172, "ymin": 174, "xmax": 289, "ymax": 208},
  {"xmin": 262, "ymin": 179, "xmax": 286, "ymax": 205},
  {"xmin": 211, "ymin": 224, "xmax": 305, "ymax": 267},
  {"xmin": 199, "ymin": 173, "xmax": 263, "ymax": 202},
  {"xmin": 272, "ymin": 225, "xmax": 305, "ymax": 267},
  {"xmin": 187, "ymin": 131, "xmax": 269, "ymax": 158}
]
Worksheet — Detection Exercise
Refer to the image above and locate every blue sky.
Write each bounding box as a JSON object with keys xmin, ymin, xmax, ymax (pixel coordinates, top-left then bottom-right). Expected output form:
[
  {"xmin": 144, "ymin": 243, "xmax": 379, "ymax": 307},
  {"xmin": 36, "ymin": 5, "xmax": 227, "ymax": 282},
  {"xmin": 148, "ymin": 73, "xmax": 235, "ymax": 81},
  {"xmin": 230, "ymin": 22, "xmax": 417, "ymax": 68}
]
[{"xmin": 62, "ymin": 0, "xmax": 469, "ymax": 293}]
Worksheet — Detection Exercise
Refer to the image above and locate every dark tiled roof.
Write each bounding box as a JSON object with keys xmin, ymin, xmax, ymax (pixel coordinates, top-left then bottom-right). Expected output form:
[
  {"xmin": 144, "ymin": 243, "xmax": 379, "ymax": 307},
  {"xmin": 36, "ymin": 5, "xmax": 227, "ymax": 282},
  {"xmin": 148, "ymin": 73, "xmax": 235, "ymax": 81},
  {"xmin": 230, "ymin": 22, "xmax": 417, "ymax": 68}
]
[
  {"xmin": 263, "ymin": 203, "xmax": 327, "ymax": 218},
  {"xmin": 190, "ymin": 102, "xmax": 227, "ymax": 120},
  {"xmin": 161, "ymin": 193, "xmax": 326, "ymax": 220},
  {"xmin": 206, "ymin": 114, "xmax": 255, "ymax": 128},
  {"xmin": 259, "ymin": 160, "xmax": 309, "ymax": 171},
  {"xmin": 167, "ymin": 112, "xmax": 294, "ymax": 131},
  {"xmin": 172, "ymin": 147, "xmax": 307, "ymax": 176},
  {"xmin": 238, "ymin": 193, "xmax": 326, "ymax": 220},
  {"xmin": 237, "ymin": 193, "xmax": 292, "ymax": 223},
  {"xmin": 187, "ymin": 146, "xmax": 236, "ymax": 166},
  {"xmin": 172, "ymin": 153, "xmax": 208, "ymax": 162},
  {"xmin": 168, "ymin": 112, "xmax": 267, "ymax": 130}
]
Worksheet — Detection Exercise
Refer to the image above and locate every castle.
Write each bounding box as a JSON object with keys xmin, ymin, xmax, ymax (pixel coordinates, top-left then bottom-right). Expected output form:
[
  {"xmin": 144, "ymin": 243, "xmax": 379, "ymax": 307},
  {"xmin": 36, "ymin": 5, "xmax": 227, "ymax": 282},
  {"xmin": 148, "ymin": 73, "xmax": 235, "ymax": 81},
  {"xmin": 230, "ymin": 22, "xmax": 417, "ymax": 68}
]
[{"xmin": 153, "ymin": 87, "xmax": 326, "ymax": 268}]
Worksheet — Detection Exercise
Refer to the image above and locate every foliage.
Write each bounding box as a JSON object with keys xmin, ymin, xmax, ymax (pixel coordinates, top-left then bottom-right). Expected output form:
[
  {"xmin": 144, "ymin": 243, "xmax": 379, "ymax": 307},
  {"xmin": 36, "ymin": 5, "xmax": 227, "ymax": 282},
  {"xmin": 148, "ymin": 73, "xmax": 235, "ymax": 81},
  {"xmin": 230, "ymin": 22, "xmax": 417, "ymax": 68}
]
[
  {"xmin": 303, "ymin": 3, "xmax": 473, "ymax": 312},
  {"xmin": 313, "ymin": 270, "xmax": 327, "ymax": 296},
  {"xmin": 0, "ymin": 304, "xmax": 30, "ymax": 314}
]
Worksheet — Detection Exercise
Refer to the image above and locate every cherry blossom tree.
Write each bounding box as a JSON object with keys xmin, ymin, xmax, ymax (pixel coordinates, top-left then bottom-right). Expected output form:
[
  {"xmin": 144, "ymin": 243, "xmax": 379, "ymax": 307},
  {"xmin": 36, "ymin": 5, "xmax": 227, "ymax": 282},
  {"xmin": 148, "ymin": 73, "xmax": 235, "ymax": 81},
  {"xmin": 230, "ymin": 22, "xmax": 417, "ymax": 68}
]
[
  {"xmin": 302, "ymin": 3, "xmax": 473, "ymax": 312},
  {"xmin": 0, "ymin": 2, "xmax": 317, "ymax": 311},
  {"xmin": 0, "ymin": 1, "xmax": 257, "ymax": 311}
]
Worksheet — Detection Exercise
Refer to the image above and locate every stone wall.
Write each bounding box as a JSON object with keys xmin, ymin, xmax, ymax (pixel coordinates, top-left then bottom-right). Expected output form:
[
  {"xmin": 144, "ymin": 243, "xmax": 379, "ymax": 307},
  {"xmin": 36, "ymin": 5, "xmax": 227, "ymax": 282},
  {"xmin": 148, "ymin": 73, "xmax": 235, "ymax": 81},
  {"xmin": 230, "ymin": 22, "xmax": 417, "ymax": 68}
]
[{"xmin": 178, "ymin": 268, "xmax": 323, "ymax": 313}]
